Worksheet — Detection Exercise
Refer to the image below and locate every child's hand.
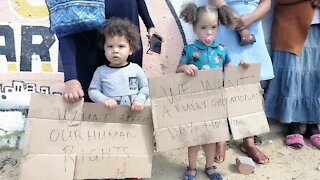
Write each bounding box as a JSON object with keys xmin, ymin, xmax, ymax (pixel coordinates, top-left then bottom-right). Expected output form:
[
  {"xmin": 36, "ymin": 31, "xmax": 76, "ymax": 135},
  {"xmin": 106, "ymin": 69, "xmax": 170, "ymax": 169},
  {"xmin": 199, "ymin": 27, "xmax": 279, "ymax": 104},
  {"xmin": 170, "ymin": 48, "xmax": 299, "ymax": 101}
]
[
  {"xmin": 104, "ymin": 99, "xmax": 118, "ymax": 109},
  {"xmin": 238, "ymin": 60, "xmax": 250, "ymax": 69},
  {"xmin": 64, "ymin": 79, "xmax": 84, "ymax": 103},
  {"xmin": 179, "ymin": 64, "xmax": 199, "ymax": 76},
  {"xmin": 131, "ymin": 101, "xmax": 144, "ymax": 113}
]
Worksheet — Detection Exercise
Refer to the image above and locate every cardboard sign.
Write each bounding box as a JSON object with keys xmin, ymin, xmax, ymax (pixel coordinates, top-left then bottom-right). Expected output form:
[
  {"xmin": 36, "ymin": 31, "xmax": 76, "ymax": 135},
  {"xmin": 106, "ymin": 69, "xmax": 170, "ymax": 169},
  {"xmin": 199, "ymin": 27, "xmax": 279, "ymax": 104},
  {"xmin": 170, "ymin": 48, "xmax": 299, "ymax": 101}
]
[
  {"xmin": 149, "ymin": 70, "xmax": 230, "ymax": 151},
  {"xmin": 19, "ymin": 93, "xmax": 153, "ymax": 180},
  {"xmin": 150, "ymin": 64, "xmax": 269, "ymax": 151},
  {"xmin": 224, "ymin": 63, "xmax": 261, "ymax": 87},
  {"xmin": 224, "ymin": 64, "xmax": 269, "ymax": 139}
]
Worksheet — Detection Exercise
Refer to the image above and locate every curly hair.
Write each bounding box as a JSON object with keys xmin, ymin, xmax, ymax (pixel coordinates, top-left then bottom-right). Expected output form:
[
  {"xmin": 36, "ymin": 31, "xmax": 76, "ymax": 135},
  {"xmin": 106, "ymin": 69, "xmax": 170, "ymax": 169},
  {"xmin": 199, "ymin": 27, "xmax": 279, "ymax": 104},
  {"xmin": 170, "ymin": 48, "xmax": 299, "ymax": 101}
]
[
  {"xmin": 180, "ymin": 2, "xmax": 218, "ymax": 26},
  {"xmin": 100, "ymin": 18, "xmax": 141, "ymax": 52}
]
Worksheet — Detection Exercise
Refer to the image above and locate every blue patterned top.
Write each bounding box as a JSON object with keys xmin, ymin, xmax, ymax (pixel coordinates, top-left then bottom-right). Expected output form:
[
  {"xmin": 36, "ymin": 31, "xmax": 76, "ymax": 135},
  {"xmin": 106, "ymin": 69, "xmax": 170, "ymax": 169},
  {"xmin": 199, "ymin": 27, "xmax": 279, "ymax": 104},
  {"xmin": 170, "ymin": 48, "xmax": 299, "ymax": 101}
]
[{"xmin": 180, "ymin": 40, "xmax": 231, "ymax": 70}]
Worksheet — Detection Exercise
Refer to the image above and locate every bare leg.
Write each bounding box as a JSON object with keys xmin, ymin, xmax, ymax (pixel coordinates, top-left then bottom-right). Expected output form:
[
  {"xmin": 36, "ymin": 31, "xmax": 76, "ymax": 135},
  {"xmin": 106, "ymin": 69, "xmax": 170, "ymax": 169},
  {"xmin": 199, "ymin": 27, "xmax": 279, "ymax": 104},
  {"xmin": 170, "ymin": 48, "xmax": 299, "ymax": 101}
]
[
  {"xmin": 186, "ymin": 145, "xmax": 200, "ymax": 176},
  {"xmin": 214, "ymin": 141, "xmax": 226, "ymax": 163},
  {"xmin": 203, "ymin": 143, "xmax": 216, "ymax": 174}
]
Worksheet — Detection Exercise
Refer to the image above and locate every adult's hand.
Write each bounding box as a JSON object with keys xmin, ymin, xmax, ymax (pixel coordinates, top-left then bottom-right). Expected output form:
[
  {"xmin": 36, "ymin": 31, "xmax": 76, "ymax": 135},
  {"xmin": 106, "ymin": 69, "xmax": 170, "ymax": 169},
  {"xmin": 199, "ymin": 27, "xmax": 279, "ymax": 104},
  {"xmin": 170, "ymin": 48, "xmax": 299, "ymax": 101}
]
[
  {"xmin": 63, "ymin": 79, "xmax": 84, "ymax": 103},
  {"xmin": 235, "ymin": 14, "xmax": 255, "ymax": 30},
  {"xmin": 147, "ymin": 27, "xmax": 163, "ymax": 40}
]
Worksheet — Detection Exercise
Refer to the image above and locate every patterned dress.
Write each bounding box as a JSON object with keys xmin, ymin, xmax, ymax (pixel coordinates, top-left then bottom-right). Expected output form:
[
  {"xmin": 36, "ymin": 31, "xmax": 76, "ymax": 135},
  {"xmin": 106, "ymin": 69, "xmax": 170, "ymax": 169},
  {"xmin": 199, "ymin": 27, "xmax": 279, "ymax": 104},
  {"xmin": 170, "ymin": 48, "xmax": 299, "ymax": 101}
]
[{"xmin": 180, "ymin": 40, "xmax": 231, "ymax": 70}]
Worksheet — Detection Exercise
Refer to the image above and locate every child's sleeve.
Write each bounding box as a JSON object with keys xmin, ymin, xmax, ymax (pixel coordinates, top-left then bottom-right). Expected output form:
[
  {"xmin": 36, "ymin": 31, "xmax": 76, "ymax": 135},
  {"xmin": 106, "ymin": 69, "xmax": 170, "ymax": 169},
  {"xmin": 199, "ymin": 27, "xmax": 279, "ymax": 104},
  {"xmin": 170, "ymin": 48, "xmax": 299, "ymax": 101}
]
[
  {"xmin": 180, "ymin": 46, "xmax": 190, "ymax": 64},
  {"xmin": 134, "ymin": 66, "xmax": 149, "ymax": 104},
  {"xmin": 88, "ymin": 67, "xmax": 110, "ymax": 103}
]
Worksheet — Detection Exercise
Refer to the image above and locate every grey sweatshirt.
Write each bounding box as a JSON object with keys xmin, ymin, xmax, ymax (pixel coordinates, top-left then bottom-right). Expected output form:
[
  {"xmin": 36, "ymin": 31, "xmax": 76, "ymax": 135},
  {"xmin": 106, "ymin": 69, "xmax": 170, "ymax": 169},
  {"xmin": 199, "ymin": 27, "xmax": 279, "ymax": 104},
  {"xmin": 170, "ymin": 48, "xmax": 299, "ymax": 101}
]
[{"xmin": 88, "ymin": 63, "xmax": 149, "ymax": 105}]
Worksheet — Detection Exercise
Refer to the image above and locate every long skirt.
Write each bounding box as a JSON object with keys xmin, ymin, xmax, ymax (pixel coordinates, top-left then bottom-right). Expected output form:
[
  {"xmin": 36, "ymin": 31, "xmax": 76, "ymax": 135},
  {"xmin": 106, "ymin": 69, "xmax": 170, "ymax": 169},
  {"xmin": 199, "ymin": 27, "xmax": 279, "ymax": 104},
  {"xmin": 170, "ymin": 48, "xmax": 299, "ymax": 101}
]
[{"xmin": 264, "ymin": 24, "xmax": 320, "ymax": 124}]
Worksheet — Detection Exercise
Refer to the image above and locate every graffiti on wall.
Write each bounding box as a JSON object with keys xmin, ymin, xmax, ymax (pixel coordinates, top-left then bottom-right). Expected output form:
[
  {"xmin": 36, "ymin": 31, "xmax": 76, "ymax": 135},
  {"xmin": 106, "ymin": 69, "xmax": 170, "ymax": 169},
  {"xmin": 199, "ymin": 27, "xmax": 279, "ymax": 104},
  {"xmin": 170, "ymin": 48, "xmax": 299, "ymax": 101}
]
[{"xmin": 1, "ymin": 0, "xmax": 60, "ymax": 73}]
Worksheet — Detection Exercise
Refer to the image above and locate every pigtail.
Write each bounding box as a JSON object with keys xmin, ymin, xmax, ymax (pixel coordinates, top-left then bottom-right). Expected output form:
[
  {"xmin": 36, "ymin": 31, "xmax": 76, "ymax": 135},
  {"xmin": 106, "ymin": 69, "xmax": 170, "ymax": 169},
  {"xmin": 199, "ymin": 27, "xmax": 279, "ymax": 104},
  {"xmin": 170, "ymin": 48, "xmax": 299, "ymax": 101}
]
[
  {"xmin": 180, "ymin": 2, "xmax": 198, "ymax": 24},
  {"xmin": 218, "ymin": 5, "xmax": 236, "ymax": 28}
]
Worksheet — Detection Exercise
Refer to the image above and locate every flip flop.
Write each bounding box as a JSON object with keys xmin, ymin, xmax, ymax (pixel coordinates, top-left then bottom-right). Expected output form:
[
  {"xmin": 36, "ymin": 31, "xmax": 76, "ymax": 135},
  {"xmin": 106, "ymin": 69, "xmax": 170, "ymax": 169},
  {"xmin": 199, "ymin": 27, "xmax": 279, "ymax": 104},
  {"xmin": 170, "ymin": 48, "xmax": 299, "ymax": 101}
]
[
  {"xmin": 214, "ymin": 142, "xmax": 226, "ymax": 163},
  {"xmin": 309, "ymin": 134, "xmax": 320, "ymax": 149},
  {"xmin": 241, "ymin": 145, "xmax": 269, "ymax": 165},
  {"xmin": 285, "ymin": 134, "xmax": 304, "ymax": 149}
]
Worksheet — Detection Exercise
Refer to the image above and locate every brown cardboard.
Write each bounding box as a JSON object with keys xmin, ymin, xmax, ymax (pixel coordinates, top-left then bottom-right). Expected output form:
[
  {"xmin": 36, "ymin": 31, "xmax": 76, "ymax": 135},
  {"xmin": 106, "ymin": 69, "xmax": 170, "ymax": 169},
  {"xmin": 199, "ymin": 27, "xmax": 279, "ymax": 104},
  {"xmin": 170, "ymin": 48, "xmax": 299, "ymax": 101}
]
[
  {"xmin": 150, "ymin": 65, "xmax": 269, "ymax": 151},
  {"xmin": 149, "ymin": 69, "xmax": 223, "ymax": 99},
  {"xmin": 150, "ymin": 69, "xmax": 230, "ymax": 151},
  {"xmin": 28, "ymin": 93, "xmax": 84, "ymax": 121},
  {"xmin": 229, "ymin": 112, "xmax": 269, "ymax": 140},
  {"xmin": 82, "ymin": 103, "xmax": 153, "ymax": 125},
  {"xmin": 20, "ymin": 94, "xmax": 153, "ymax": 180},
  {"xmin": 225, "ymin": 84, "xmax": 263, "ymax": 118},
  {"xmin": 19, "ymin": 155, "xmax": 76, "ymax": 180},
  {"xmin": 154, "ymin": 119, "xmax": 229, "ymax": 151},
  {"xmin": 224, "ymin": 64, "xmax": 261, "ymax": 87},
  {"xmin": 224, "ymin": 65, "xmax": 269, "ymax": 140}
]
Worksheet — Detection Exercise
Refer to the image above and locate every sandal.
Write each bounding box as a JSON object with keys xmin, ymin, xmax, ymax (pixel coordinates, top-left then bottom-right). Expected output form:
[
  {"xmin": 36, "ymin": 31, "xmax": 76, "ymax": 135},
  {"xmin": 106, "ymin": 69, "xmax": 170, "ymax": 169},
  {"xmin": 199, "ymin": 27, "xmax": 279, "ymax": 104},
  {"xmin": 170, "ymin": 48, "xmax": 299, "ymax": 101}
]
[
  {"xmin": 309, "ymin": 134, "xmax": 320, "ymax": 149},
  {"xmin": 183, "ymin": 167, "xmax": 197, "ymax": 180},
  {"xmin": 241, "ymin": 144, "xmax": 269, "ymax": 165},
  {"xmin": 285, "ymin": 134, "xmax": 304, "ymax": 149},
  {"xmin": 214, "ymin": 142, "xmax": 226, "ymax": 163},
  {"xmin": 205, "ymin": 166, "xmax": 223, "ymax": 180}
]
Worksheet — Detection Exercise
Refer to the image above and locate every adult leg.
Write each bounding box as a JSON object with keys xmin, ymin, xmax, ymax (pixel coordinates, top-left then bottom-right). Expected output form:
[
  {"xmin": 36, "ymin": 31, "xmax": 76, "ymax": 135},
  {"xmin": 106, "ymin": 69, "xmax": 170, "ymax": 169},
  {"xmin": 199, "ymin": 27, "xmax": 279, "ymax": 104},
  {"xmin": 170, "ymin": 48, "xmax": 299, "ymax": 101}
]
[
  {"xmin": 214, "ymin": 142, "xmax": 226, "ymax": 163},
  {"xmin": 75, "ymin": 30, "xmax": 106, "ymax": 102}
]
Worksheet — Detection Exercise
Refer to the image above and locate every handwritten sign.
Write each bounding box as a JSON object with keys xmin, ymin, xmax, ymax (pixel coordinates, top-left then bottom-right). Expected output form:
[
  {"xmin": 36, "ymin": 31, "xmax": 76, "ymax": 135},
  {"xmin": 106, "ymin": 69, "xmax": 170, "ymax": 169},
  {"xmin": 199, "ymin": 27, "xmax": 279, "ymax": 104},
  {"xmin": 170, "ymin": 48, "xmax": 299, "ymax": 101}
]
[
  {"xmin": 149, "ymin": 64, "xmax": 269, "ymax": 151},
  {"xmin": 149, "ymin": 69, "xmax": 230, "ymax": 151},
  {"xmin": 20, "ymin": 93, "xmax": 153, "ymax": 180}
]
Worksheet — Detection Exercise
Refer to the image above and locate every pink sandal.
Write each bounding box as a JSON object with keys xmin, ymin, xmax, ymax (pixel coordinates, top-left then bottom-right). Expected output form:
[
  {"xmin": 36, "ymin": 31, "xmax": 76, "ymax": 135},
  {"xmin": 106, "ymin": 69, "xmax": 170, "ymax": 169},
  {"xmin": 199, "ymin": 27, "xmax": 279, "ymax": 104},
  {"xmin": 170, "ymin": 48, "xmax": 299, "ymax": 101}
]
[
  {"xmin": 309, "ymin": 134, "xmax": 320, "ymax": 149},
  {"xmin": 285, "ymin": 134, "xmax": 304, "ymax": 149}
]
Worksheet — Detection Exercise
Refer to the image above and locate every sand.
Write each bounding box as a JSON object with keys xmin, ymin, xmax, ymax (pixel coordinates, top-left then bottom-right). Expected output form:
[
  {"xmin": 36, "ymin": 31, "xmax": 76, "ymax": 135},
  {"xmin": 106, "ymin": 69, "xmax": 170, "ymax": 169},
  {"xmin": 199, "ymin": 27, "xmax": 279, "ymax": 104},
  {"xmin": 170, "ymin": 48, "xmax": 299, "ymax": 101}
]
[{"xmin": 1, "ymin": 121, "xmax": 319, "ymax": 180}]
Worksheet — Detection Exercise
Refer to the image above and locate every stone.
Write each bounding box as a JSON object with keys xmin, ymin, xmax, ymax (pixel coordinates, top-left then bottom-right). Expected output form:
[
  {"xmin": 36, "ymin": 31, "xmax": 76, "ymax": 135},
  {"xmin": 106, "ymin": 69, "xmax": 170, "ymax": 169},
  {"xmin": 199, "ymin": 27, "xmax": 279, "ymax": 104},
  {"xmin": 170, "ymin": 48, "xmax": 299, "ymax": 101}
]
[{"xmin": 236, "ymin": 156, "xmax": 256, "ymax": 175}]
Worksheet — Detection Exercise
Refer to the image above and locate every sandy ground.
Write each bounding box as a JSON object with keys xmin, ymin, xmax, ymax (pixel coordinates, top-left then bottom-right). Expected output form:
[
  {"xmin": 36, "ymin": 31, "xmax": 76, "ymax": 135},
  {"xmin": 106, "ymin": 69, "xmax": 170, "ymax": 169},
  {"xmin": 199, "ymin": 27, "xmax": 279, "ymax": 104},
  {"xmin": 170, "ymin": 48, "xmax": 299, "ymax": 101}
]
[{"xmin": 1, "ymin": 121, "xmax": 320, "ymax": 180}]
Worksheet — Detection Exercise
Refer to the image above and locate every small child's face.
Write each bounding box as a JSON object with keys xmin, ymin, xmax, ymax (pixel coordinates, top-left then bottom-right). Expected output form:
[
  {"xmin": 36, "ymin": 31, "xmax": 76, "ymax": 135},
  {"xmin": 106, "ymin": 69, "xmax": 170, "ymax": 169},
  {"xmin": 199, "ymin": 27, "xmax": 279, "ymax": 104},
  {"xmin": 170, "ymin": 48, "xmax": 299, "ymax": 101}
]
[
  {"xmin": 193, "ymin": 12, "xmax": 218, "ymax": 45},
  {"xmin": 104, "ymin": 35, "xmax": 133, "ymax": 67}
]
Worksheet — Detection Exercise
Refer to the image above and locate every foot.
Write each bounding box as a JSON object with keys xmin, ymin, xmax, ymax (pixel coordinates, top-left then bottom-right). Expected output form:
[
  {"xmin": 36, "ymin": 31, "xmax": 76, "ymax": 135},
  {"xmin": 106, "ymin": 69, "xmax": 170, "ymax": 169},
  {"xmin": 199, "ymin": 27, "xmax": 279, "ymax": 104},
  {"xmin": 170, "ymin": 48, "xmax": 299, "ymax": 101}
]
[
  {"xmin": 214, "ymin": 142, "xmax": 226, "ymax": 163},
  {"xmin": 205, "ymin": 166, "xmax": 223, "ymax": 180},
  {"xmin": 309, "ymin": 134, "xmax": 320, "ymax": 149},
  {"xmin": 241, "ymin": 137, "xmax": 269, "ymax": 164},
  {"xmin": 237, "ymin": 29, "xmax": 256, "ymax": 46},
  {"xmin": 183, "ymin": 167, "xmax": 196, "ymax": 180},
  {"xmin": 285, "ymin": 134, "xmax": 304, "ymax": 149}
]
